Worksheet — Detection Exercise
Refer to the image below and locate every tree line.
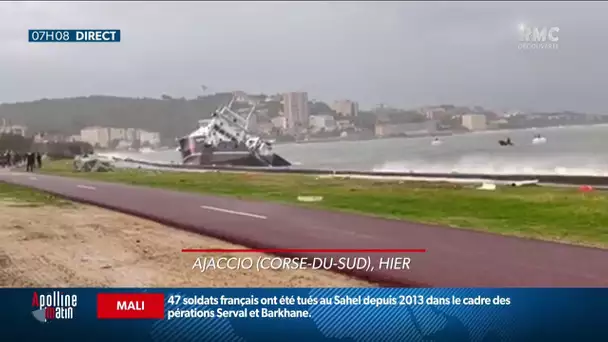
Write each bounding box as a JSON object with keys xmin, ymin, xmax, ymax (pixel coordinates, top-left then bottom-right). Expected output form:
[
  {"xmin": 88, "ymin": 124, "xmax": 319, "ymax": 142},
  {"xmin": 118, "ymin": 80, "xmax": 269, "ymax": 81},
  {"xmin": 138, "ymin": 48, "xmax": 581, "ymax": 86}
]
[{"xmin": 0, "ymin": 93, "xmax": 235, "ymax": 140}]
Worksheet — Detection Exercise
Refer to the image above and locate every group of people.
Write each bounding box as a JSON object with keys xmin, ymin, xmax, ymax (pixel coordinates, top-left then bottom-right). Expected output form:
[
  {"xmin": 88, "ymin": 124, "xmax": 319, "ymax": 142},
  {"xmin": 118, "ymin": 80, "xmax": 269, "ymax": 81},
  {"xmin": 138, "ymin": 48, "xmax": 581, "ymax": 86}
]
[{"xmin": 2, "ymin": 151, "xmax": 43, "ymax": 171}]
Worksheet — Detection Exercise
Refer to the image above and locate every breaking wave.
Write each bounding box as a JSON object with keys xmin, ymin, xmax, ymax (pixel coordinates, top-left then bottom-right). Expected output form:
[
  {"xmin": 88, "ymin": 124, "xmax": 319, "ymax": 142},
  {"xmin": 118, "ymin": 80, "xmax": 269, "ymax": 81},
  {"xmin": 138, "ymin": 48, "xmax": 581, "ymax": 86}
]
[
  {"xmin": 373, "ymin": 155, "xmax": 608, "ymax": 176},
  {"xmin": 98, "ymin": 150, "xmax": 181, "ymax": 163}
]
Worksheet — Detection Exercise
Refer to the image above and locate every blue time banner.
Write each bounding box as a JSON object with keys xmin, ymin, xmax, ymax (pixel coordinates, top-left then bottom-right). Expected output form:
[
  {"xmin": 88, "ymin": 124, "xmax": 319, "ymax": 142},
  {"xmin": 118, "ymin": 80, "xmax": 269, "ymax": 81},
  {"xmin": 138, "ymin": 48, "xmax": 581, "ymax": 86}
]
[
  {"xmin": 3, "ymin": 288, "xmax": 607, "ymax": 342},
  {"xmin": 28, "ymin": 29, "xmax": 120, "ymax": 42}
]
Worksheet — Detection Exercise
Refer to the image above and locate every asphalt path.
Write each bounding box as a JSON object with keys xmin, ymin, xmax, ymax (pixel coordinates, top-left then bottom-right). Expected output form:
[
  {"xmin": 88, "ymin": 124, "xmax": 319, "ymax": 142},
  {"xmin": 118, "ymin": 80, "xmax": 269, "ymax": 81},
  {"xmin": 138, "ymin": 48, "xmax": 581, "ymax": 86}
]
[{"xmin": 1, "ymin": 170, "xmax": 607, "ymax": 287}]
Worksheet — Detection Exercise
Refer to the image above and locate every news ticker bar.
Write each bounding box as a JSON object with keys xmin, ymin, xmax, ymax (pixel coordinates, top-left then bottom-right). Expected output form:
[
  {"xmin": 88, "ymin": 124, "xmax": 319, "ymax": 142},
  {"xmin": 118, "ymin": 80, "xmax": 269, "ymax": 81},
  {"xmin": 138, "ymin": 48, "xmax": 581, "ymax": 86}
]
[
  {"xmin": 28, "ymin": 29, "xmax": 121, "ymax": 43},
  {"xmin": 18, "ymin": 288, "xmax": 608, "ymax": 341},
  {"xmin": 91, "ymin": 289, "xmax": 605, "ymax": 321}
]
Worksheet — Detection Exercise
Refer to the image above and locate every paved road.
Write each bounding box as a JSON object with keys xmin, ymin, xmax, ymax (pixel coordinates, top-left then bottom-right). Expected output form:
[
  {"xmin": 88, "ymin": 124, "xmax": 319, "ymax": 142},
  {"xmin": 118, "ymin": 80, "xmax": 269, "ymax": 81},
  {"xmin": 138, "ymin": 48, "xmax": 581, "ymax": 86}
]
[{"xmin": 1, "ymin": 171, "xmax": 607, "ymax": 287}]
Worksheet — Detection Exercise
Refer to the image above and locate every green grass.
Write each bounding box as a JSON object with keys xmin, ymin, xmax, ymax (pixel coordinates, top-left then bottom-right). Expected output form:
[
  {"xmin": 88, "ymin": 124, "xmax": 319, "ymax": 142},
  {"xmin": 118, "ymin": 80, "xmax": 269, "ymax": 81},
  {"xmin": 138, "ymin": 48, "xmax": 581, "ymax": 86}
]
[
  {"xmin": 39, "ymin": 159, "xmax": 608, "ymax": 248},
  {"xmin": 0, "ymin": 181, "xmax": 73, "ymax": 208}
]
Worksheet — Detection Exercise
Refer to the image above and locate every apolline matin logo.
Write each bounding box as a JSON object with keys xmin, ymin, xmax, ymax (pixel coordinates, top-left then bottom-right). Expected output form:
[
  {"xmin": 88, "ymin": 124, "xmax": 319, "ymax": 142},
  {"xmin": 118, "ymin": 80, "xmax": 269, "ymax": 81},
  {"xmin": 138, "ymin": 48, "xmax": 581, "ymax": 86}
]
[
  {"xmin": 518, "ymin": 24, "xmax": 559, "ymax": 50},
  {"xmin": 28, "ymin": 29, "xmax": 121, "ymax": 43},
  {"xmin": 31, "ymin": 291, "xmax": 78, "ymax": 323}
]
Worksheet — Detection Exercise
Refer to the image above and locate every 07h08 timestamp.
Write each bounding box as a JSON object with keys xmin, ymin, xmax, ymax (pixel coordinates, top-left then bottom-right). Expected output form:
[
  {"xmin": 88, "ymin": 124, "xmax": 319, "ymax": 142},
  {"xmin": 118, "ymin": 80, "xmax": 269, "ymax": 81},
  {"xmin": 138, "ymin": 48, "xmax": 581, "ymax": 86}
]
[{"xmin": 29, "ymin": 30, "xmax": 70, "ymax": 42}]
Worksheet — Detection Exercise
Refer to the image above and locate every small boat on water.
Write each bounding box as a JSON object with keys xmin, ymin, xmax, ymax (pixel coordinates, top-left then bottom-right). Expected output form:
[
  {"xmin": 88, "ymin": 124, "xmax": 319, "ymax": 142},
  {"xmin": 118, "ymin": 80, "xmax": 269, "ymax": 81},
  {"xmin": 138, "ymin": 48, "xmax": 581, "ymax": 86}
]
[
  {"xmin": 532, "ymin": 134, "xmax": 547, "ymax": 144},
  {"xmin": 498, "ymin": 138, "xmax": 513, "ymax": 146},
  {"xmin": 431, "ymin": 138, "xmax": 443, "ymax": 146}
]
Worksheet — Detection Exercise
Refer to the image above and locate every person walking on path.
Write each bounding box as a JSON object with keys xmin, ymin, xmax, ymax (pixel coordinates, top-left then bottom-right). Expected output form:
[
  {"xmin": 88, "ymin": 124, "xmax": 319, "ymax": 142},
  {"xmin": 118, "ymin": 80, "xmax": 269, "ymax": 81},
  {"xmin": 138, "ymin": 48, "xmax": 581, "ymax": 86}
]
[
  {"xmin": 2, "ymin": 151, "xmax": 8, "ymax": 168},
  {"xmin": 26, "ymin": 152, "xmax": 35, "ymax": 172}
]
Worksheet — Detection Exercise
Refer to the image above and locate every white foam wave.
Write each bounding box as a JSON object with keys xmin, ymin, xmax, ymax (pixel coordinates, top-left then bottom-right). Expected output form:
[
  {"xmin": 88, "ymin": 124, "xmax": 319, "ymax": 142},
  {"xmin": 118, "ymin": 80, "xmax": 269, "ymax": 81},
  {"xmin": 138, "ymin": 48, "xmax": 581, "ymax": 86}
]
[
  {"xmin": 96, "ymin": 152, "xmax": 128, "ymax": 160},
  {"xmin": 374, "ymin": 156, "xmax": 608, "ymax": 176},
  {"xmin": 97, "ymin": 152, "xmax": 166, "ymax": 164}
]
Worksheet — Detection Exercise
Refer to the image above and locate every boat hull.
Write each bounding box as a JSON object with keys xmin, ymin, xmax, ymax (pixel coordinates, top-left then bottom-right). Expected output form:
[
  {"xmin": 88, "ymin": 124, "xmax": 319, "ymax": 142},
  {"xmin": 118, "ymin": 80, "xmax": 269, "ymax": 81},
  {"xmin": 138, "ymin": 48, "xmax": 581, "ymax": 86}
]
[
  {"xmin": 177, "ymin": 128, "xmax": 291, "ymax": 167},
  {"xmin": 183, "ymin": 151, "xmax": 291, "ymax": 167}
]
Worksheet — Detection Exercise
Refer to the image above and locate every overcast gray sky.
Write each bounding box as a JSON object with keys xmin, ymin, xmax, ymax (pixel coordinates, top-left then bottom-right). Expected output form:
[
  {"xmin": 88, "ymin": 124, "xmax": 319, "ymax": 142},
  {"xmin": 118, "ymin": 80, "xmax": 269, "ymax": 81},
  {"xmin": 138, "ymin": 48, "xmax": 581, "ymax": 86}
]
[{"xmin": 1, "ymin": 1, "xmax": 607, "ymax": 112}]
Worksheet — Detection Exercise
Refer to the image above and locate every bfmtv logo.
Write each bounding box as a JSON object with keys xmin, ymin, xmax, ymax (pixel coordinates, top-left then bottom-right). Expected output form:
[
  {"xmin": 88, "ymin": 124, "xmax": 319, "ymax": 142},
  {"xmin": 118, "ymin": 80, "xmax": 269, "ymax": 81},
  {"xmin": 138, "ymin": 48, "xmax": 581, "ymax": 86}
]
[{"xmin": 518, "ymin": 24, "xmax": 560, "ymax": 50}]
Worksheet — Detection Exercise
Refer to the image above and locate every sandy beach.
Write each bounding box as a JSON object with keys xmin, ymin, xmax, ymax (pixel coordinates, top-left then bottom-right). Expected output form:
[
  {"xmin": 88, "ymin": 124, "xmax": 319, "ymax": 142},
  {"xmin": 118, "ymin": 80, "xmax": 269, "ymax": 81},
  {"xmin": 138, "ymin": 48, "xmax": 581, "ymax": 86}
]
[{"xmin": 0, "ymin": 197, "xmax": 372, "ymax": 288}]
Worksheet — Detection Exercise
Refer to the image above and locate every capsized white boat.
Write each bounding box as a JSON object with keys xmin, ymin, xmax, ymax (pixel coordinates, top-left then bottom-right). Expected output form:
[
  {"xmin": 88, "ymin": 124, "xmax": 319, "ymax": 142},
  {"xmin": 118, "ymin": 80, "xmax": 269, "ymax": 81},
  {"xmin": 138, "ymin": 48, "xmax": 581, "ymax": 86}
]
[{"xmin": 175, "ymin": 93, "xmax": 291, "ymax": 167}]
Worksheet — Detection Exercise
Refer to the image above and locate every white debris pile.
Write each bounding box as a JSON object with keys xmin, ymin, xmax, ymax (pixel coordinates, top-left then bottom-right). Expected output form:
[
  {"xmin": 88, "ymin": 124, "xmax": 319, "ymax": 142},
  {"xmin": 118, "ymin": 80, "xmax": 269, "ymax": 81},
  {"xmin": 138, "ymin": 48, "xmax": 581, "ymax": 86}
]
[
  {"xmin": 73, "ymin": 154, "xmax": 115, "ymax": 172},
  {"xmin": 297, "ymin": 196, "xmax": 324, "ymax": 202},
  {"xmin": 476, "ymin": 182, "xmax": 497, "ymax": 191}
]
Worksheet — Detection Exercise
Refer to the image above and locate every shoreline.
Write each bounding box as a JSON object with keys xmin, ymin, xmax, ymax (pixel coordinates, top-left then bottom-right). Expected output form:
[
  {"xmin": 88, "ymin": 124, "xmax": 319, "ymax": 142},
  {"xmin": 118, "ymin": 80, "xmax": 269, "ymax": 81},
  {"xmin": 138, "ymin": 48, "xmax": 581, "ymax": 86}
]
[
  {"xmin": 90, "ymin": 123, "xmax": 608, "ymax": 180},
  {"xmin": 113, "ymin": 157, "xmax": 608, "ymax": 186}
]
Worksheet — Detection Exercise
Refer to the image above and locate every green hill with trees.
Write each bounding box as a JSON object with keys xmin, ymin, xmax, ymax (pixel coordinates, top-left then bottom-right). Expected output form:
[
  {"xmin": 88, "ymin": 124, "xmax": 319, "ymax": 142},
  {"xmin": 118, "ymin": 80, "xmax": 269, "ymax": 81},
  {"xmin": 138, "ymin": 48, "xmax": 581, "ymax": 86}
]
[{"xmin": 0, "ymin": 93, "xmax": 235, "ymax": 139}]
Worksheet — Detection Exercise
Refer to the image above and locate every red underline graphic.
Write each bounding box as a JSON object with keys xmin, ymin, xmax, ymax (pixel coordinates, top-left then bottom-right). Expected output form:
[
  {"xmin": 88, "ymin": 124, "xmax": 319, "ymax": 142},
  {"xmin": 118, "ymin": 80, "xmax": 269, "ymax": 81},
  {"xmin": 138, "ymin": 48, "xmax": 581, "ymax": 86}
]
[{"xmin": 181, "ymin": 248, "xmax": 427, "ymax": 253}]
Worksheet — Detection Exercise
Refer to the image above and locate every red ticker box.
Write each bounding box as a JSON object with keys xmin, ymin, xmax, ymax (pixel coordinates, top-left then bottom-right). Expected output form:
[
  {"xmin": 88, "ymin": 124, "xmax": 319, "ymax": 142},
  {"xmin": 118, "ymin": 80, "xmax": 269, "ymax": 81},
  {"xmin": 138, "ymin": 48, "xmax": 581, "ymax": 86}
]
[{"xmin": 97, "ymin": 293, "xmax": 165, "ymax": 319}]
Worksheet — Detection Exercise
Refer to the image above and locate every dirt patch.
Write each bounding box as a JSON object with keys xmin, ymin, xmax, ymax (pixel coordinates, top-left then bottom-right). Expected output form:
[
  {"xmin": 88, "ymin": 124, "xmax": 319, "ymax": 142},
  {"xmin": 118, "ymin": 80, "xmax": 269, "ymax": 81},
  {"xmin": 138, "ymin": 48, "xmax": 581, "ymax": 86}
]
[{"xmin": 0, "ymin": 201, "xmax": 373, "ymax": 287}]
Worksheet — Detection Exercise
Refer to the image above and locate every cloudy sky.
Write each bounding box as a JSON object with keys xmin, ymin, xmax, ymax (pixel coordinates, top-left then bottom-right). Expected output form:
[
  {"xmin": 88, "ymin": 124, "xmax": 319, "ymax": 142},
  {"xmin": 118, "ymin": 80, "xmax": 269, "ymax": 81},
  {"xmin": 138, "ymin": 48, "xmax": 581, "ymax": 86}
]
[{"xmin": 1, "ymin": 1, "xmax": 607, "ymax": 112}]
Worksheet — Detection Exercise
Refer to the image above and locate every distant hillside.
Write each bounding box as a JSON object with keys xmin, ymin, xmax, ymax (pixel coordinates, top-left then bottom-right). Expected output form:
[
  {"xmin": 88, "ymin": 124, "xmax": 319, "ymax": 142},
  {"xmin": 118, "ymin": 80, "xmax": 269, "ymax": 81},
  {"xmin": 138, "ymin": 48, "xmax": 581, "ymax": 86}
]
[
  {"xmin": 0, "ymin": 93, "xmax": 234, "ymax": 139},
  {"xmin": 0, "ymin": 93, "xmax": 372, "ymax": 140}
]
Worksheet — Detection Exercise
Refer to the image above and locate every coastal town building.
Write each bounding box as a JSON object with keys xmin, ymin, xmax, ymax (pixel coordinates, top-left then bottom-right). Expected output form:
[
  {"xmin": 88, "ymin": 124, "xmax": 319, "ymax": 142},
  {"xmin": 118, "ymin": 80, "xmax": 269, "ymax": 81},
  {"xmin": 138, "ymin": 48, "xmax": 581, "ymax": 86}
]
[
  {"xmin": 109, "ymin": 128, "xmax": 127, "ymax": 141},
  {"xmin": 0, "ymin": 119, "xmax": 27, "ymax": 136},
  {"xmin": 80, "ymin": 126, "xmax": 111, "ymax": 147},
  {"xmin": 125, "ymin": 128, "xmax": 139, "ymax": 141},
  {"xmin": 331, "ymin": 100, "xmax": 359, "ymax": 117},
  {"xmin": 2, "ymin": 125, "xmax": 27, "ymax": 136},
  {"xmin": 421, "ymin": 107, "xmax": 447, "ymax": 120},
  {"xmin": 138, "ymin": 130, "xmax": 161, "ymax": 146},
  {"xmin": 461, "ymin": 114, "xmax": 487, "ymax": 131},
  {"xmin": 271, "ymin": 116, "xmax": 287, "ymax": 131},
  {"xmin": 34, "ymin": 132, "xmax": 71, "ymax": 143},
  {"xmin": 309, "ymin": 114, "xmax": 337, "ymax": 133},
  {"xmin": 336, "ymin": 119, "xmax": 356, "ymax": 131},
  {"xmin": 282, "ymin": 92, "xmax": 310, "ymax": 134},
  {"xmin": 80, "ymin": 126, "xmax": 161, "ymax": 148}
]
